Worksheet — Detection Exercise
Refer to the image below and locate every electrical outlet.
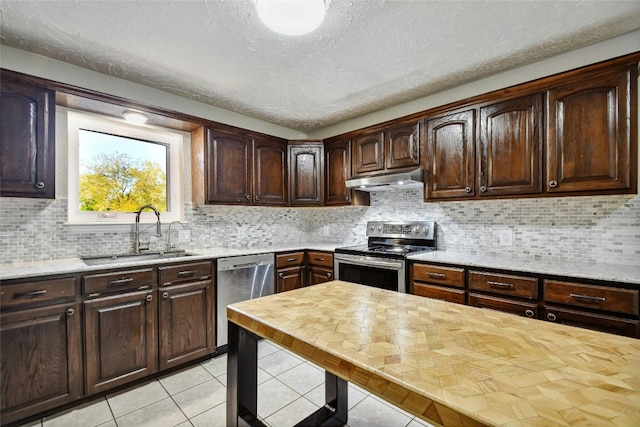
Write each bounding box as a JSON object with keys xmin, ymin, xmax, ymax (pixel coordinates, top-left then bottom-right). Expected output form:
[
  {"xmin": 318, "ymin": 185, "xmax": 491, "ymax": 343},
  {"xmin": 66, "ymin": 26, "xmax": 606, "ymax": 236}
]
[
  {"xmin": 322, "ymin": 225, "xmax": 330, "ymax": 237},
  {"xmin": 499, "ymin": 229, "xmax": 513, "ymax": 246}
]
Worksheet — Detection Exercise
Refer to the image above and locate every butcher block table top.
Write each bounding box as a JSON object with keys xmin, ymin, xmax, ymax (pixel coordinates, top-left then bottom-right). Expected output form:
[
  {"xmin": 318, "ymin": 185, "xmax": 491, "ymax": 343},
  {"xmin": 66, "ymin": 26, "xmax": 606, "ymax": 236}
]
[{"xmin": 227, "ymin": 280, "xmax": 640, "ymax": 426}]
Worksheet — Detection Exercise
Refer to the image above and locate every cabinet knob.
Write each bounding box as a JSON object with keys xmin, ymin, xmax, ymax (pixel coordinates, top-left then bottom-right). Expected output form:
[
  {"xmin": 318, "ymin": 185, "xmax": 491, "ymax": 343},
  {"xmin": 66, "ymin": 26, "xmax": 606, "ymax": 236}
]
[
  {"xmin": 278, "ymin": 272, "xmax": 284, "ymax": 278},
  {"xmin": 326, "ymin": 272, "xmax": 332, "ymax": 278},
  {"xmin": 146, "ymin": 294, "xmax": 153, "ymax": 302},
  {"xmin": 35, "ymin": 181, "xmax": 45, "ymax": 189},
  {"xmin": 255, "ymin": 195, "xmax": 260, "ymax": 201},
  {"xmin": 66, "ymin": 308, "xmax": 75, "ymax": 316},
  {"xmin": 162, "ymin": 292, "xmax": 169, "ymax": 299},
  {"xmin": 316, "ymin": 197, "xmax": 320, "ymax": 202},
  {"xmin": 549, "ymin": 180, "xmax": 558, "ymax": 188},
  {"xmin": 464, "ymin": 187, "xmax": 472, "ymax": 193},
  {"xmin": 480, "ymin": 186, "xmax": 487, "ymax": 193},
  {"xmin": 547, "ymin": 312, "xmax": 557, "ymax": 322},
  {"xmin": 345, "ymin": 196, "xmax": 350, "ymax": 201},
  {"xmin": 244, "ymin": 194, "xmax": 251, "ymax": 200},
  {"xmin": 525, "ymin": 309, "xmax": 534, "ymax": 318}
]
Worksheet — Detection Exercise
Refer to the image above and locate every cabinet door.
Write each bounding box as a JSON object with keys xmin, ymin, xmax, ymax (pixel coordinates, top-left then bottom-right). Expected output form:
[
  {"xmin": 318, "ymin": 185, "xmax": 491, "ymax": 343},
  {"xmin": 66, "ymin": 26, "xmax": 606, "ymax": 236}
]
[
  {"xmin": 289, "ymin": 145, "xmax": 323, "ymax": 206},
  {"xmin": 84, "ymin": 290, "xmax": 157, "ymax": 395},
  {"xmin": 353, "ymin": 132, "xmax": 384, "ymax": 174},
  {"xmin": 324, "ymin": 139, "xmax": 352, "ymax": 206},
  {"xmin": 385, "ymin": 122, "xmax": 420, "ymax": 170},
  {"xmin": 546, "ymin": 68, "xmax": 633, "ymax": 192},
  {"xmin": 412, "ymin": 282, "xmax": 466, "ymax": 305},
  {"xmin": 0, "ymin": 79, "xmax": 55, "ymax": 198},
  {"xmin": 543, "ymin": 306, "xmax": 638, "ymax": 338},
  {"xmin": 253, "ymin": 136, "xmax": 288, "ymax": 206},
  {"xmin": 206, "ymin": 129, "xmax": 251, "ymax": 204},
  {"xmin": 308, "ymin": 266, "xmax": 333, "ymax": 286},
  {"xmin": 1, "ymin": 303, "xmax": 82, "ymax": 425},
  {"xmin": 159, "ymin": 280, "xmax": 214, "ymax": 370},
  {"xmin": 479, "ymin": 94, "xmax": 543, "ymax": 196},
  {"xmin": 276, "ymin": 266, "xmax": 305, "ymax": 293},
  {"xmin": 425, "ymin": 111, "xmax": 475, "ymax": 199}
]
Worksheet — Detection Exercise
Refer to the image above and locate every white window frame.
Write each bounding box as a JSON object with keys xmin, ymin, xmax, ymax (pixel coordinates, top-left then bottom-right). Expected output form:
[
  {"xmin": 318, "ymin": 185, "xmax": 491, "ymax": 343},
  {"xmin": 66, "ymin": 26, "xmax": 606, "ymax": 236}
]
[{"xmin": 67, "ymin": 111, "xmax": 184, "ymax": 225}]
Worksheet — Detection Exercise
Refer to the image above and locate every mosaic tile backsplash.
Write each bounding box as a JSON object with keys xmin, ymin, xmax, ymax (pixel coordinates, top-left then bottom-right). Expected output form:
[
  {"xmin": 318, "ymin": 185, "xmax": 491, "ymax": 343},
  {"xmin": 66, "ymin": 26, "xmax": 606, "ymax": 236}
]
[{"xmin": 1, "ymin": 191, "xmax": 638, "ymax": 266}]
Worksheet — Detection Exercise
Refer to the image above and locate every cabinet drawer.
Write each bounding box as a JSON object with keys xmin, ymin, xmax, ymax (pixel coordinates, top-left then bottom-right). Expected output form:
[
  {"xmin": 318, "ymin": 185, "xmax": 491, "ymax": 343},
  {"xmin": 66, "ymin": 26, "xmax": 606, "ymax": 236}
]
[
  {"xmin": 468, "ymin": 271, "xmax": 538, "ymax": 299},
  {"xmin": 544, "ymin": 280, "xmax": 639, "ymax": 316},
  {"xmin": 276, "ymin": 252, "xmax": 305, "ymax": 268},
  {"xmin": 543, "ymin": 305, "xmax": 639, "ymax": 338},
  {"xmin": 412, "ymin": 264, "xmax": 464, "ymax": 288},
  {"xmin": 307, "ymin": 251, "xmax": 333, "ymax": 268},
  {"xmin": 159, "ymin": 261, "xmax": 212, "ymax": 286},
  {"xmin": 1, "ymin": 277, "xmax": 77, "ymax": 308},
  {"xmin": 83, "ymin": 268, "xmax": 155, "ymax": 295},
  {"xmin": 468, "ymin": 293, "xmax": 537, "ymax": 319},
  {"xmin": 412, "ymin": 282, "xmax": 465, "ymax": 304}
]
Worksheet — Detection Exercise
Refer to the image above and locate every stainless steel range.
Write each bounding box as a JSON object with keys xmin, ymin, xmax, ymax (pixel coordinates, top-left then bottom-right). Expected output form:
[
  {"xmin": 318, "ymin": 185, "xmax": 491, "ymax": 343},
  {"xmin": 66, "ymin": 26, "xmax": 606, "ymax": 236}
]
[{"xmin": 334, "ymin": 221, "xmax": 436, "ymax": 293}]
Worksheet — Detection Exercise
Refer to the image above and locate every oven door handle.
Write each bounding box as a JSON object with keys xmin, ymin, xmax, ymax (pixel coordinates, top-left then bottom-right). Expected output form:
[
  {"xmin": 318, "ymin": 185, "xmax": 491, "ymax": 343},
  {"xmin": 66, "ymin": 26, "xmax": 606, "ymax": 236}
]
[{"xmin": 336, "ymin": 256, "xmax": 404, "ymax": 269}]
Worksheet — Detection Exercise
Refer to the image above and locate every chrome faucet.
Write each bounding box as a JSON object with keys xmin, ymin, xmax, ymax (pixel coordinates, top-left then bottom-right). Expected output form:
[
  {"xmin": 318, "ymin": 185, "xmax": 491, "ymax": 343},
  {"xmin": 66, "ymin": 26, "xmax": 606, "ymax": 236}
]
[
  {"xmin": 165, "ymin": 221, "xmax": 186, "ymax": 252},
  {"xmin": 134, "ymin": 204, "xmax": 162, "ymax": 254}
]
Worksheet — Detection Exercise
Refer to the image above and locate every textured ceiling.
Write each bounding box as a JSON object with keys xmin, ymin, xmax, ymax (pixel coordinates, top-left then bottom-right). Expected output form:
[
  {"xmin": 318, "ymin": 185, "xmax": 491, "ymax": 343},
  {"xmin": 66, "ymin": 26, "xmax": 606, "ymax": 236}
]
[{"xmin": 1, "ymin": 1, "xmax": 639, "ymax": 133}]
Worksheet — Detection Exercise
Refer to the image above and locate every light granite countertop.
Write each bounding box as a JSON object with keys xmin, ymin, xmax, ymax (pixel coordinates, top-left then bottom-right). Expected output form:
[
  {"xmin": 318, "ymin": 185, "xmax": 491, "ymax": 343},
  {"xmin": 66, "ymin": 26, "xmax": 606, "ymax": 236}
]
[
  {"xmin": 0, "ymin": 243, "xmax": 342, "ymax": 281},
  {"xmin": 408, "ymin": 251, "xmax": 640, "ymax": 285}
]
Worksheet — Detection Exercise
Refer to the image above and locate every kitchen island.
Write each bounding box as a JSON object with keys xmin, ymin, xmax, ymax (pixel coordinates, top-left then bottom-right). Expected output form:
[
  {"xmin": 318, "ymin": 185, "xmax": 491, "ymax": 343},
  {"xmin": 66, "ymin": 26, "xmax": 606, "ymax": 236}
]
[{"xmin": 227, "ymin": 280, "xmax": 640, "ymax": 426}]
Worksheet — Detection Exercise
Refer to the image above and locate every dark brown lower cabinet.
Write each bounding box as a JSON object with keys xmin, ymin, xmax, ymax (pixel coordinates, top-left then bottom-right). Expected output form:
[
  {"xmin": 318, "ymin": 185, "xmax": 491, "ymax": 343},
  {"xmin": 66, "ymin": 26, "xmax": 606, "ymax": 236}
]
[
  {"xmin": 468, "ymin": 293, "xmax": 537, "ymax": 318},
  {"xmin": 308, "ymin": 266, "xmax": 333, "ymax": 286},
  {"xmin": 543, "ymin": 306, "xmax": 639, "ymax": 338},
  {"xmin": 413, "ymin": 282, "xmax": 466, "ymax": 304},
  {"xmin": 84, "ymin": 290, "xmax": 157, "ymax": 395},
  {"xmin": 0, "ymin": 302, "xmax": 82, "ymax": 425},
  {"xmin": 276, "ymin": 266, "xmax": 305, "ymax": 293},
  {"xmin": 159, "ymin": 281, "xmax": 215, "ymax": 370}
]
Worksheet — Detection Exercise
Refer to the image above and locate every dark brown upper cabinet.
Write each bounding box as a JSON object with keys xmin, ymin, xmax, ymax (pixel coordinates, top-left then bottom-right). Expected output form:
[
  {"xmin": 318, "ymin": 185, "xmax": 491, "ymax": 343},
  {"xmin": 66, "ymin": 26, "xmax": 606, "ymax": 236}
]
[
  {"xmin": 324, "ymin": 139, "xmax": 352, "ymax": 206},
  {"xmin": 425, "ymin": 110, "xmax": 476, "ymax": 200},
  {"xmin": 546, "ymin": 67, "xmax": 634, "ymax": 193},
  {"xmin": 385, "ymin": 122, "xmax": 420, "ymax": 170},
  {"xmin": 289, "ymin": 143, "xmax": 324, "ymax": 206},
  {"xmin": 253, "ymin": 135, "xmax": 288, "ymax": 206},
  {"xmin": 206, "ymin": 128, "xmax": 252, "ymax": 204},
  {"xmin": 0, "ymin": 78, "xmax": 55, "ymax": 198},
  {"xmin": 478, "ymin": 94, "xmax": 543, "ymax": 197},
  {"xmin": 353, "ymin": 132, "xmax": 384, "ymax": 174},
  {"xmin": 204, "ymin": 128, "xmax": 288, "ymax": 205}
]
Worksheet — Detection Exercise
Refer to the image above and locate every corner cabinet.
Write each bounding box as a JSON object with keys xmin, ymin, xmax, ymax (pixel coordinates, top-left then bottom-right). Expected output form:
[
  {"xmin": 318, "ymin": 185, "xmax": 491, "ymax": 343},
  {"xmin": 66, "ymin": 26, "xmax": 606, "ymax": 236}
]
[
  {"xmin": 546, "ymin": 67, "xmax": 634, "ymax": 193},
  {"xmin": 289, "ymin": 143, "xmax": 324, "ymax": 206},
  {"xmin": 0, "ymin": 78, "xmax": 55, "ymax": 198}
]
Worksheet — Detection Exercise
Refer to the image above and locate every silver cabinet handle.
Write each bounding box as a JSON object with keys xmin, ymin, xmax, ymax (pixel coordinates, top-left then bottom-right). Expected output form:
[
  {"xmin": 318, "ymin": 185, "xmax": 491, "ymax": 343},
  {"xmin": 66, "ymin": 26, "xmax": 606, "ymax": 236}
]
[
  {"xmin": 480, "ymin": 186, "xmax": 487, "ymax": 193},
  {"xmin": 286, "ymin": 258, "xmax": 297, "ymax": 262},
  {"xmin": 428, "ymin": 273, "xmax": 446, "ymax": 280},
  {"xmin": 315, "ymin": 257, "xmax": 325, "ymax": 261},
  {"xmin": 464, "ymin": 187, "xmax": 472, "ymax": 193},
  {"xmin": 525, "ymin": 309, "xmax": 534, "ymax": 318},
  {"xmin": 345, "ymin": 196, "xmax": 350, "ymax": 201},
  {"xmin": 547, "ymin": 312, "xmax": 557, "ymax": 321},
  {"xmin": 146, "ymin": 294, "xmax": 153, "ymax": 302},
  {"xmin": 278, "ymin": 272, "xmax": 284, "ymax": 278},
  {"xmin": 488, "ymin": 281, "xmax": 514, "ymax": 289},
  {"xmin": 35, "ymin": 181, "xmax": 45, "ymax": 189},
  {"xmin": 244, "ymin": 194, "xmax": 251, "ymax": 200},
  {"xmin": 549, "ymin": 180, "xmax": 558, "ymax": 188},
  {"xmin": 162, "ymin": 292, "xmax": 169, "ymax": 299},
  {"xmin": 177, "ymin": 270, "xmax": 196, "ymax": 277},
  {"xmin": 570, "ymin": 293, "xmax": 605, "ymax": 303},
  {"xmin": 109, "ymin": 278, "xmax": 133, "ymax": 286},
  {"xmin": 13, "ymin": 290, "xmax": 47, "ymax": 299},
  {"xmin": 326, "ymin": 272, "xmax": 332, "ymax": 278},
  {"xmin": 315, "ymin": 197, "xmax": 320, "ymax": 202},
  {"xmin": 255, "ymin": 196, "xmax": 260, "ymax": 201},
  {"xmin": 66, "ymin": 308, "xmax": 75, "ymax": 316}
]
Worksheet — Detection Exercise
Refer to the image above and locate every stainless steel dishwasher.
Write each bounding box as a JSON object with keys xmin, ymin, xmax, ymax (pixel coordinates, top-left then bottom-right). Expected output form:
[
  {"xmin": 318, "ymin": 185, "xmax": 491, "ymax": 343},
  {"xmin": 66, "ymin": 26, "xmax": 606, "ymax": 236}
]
[{"xmin": 216, "ymin": 253, "xmax": 274, "ymax": 349}]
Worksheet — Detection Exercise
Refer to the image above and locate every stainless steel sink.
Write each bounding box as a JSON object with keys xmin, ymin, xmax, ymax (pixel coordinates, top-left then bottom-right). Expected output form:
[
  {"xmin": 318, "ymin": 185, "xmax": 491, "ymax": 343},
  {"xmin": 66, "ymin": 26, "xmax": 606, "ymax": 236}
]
[{"xmin": 81, "ymin": 250, "xmax": 195, "ymax": 265}]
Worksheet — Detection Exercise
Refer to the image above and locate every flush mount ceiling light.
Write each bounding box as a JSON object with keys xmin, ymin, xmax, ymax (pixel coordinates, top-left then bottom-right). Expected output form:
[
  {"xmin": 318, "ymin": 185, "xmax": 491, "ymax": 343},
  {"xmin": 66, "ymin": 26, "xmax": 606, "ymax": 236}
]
[
  {"xmin": 123, "ymin": 111, "xmax": 148, "ymax": 124},
  {"xmin": 256, "ymin": 0, "xmax": 328, "ymax": 36}
]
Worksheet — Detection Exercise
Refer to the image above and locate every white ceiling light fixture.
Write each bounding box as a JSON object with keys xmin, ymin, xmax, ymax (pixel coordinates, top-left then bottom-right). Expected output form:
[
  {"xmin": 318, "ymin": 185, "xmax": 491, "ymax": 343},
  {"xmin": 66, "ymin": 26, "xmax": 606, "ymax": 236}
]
[
  {"xmin": 256, "ymin": 0, "xmax": 328, "ymax": 36},
  {"xmin": 123, "ymin": 111, "xmax": 148, "ymax": 124}
]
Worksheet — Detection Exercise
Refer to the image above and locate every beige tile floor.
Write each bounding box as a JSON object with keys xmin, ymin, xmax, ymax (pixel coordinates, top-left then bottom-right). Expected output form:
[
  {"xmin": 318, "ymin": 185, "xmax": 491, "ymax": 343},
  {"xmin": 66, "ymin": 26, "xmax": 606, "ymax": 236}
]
[{"xmin": 19, "ymin": 341, "xmax": 434, "ymax": 427}]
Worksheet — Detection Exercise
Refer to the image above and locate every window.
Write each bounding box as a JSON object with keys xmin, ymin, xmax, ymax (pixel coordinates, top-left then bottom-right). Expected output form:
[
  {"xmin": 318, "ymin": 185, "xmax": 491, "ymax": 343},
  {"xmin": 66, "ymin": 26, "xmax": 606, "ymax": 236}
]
[{"xmin": 67, "ymin": 111, "xmax": 184, "ymax": 224}]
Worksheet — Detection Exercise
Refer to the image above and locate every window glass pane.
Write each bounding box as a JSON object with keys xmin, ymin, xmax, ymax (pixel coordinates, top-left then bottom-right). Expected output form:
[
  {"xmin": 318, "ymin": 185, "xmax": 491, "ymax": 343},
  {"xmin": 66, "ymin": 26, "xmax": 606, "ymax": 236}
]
[{"xmin": 78, "ymin": 129, "xmax": 168, "ymax": 212}]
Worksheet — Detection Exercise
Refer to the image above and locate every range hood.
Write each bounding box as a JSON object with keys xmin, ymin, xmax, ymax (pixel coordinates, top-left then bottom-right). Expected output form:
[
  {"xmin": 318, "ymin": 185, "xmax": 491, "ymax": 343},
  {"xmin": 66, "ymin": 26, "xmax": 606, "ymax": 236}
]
[{"xmin": 345, "ymin": 168, "xmax": 423, "ymax": 192}]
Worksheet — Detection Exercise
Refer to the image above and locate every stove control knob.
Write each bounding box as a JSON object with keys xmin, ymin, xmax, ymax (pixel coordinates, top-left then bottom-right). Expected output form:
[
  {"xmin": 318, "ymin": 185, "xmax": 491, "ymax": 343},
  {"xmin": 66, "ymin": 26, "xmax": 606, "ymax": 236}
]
[
  {"xmin": 377, "ymin": 225, "xmax": 383, "ymax": 232},
  {"xmin": 422, "ymin": 226, "xmax": 429, "ymax": 234},
  {"xmin": 412, "ymin": 225, "xmax": 420, "ymax": 234},
  {"xmin": 369, "ymin": 225, "xmax": 375, "ymax": 232}
]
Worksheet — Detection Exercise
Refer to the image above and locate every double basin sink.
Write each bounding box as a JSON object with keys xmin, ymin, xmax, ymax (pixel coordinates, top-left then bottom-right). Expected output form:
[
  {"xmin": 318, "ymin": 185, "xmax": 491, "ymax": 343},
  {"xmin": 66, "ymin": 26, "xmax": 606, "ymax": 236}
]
[{"xmin": 81, "ymin": 250, "xmax": 196, "ymax": 266}]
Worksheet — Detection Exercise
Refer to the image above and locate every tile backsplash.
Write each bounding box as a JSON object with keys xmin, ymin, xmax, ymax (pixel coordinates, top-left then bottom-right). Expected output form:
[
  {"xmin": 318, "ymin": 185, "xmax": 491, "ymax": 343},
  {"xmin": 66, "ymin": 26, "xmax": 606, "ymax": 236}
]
[{"xmin": 1, "ymin": 191, "xmax": 638, "ymax": 266}]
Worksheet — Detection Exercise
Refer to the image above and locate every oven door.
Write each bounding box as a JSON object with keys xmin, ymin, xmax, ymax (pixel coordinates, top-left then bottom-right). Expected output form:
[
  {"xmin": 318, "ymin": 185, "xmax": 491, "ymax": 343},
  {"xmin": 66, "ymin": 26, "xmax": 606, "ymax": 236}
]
[{"xmin": 334, "ymin": 253, "xmax": 405, "ymax": 293}]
